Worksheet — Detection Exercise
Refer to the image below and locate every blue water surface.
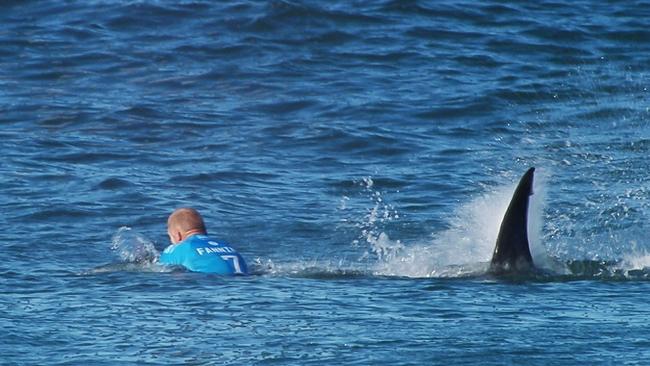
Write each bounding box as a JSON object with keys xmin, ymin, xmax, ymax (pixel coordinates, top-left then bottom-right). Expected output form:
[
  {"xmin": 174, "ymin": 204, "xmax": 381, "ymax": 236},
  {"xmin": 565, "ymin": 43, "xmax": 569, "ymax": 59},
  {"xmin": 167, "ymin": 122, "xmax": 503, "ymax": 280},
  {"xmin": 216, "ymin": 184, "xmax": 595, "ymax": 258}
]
[{"xmin": 2, "ymin": 1, "xmax": 650, "ymax": 365}]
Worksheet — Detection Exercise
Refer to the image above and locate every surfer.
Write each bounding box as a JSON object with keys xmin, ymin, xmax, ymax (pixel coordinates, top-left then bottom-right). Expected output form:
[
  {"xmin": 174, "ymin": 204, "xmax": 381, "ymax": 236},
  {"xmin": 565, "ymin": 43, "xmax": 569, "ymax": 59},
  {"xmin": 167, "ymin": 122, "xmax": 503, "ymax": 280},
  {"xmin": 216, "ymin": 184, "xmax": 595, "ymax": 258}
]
[{"xmin": 159, "ymin": 207, "xmax": 248, "ymax": 275}]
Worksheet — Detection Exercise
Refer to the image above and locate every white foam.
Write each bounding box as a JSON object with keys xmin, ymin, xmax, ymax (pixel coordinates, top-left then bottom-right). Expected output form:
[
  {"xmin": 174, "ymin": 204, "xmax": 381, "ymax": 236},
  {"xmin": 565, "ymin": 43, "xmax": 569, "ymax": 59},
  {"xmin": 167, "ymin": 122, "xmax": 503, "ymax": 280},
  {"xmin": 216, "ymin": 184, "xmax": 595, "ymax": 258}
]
[
  {"xmin": 615, "ymin": 242, "xmax": 650, "ymax": 273},
  {"xmin": 621, "ymin": 254, "xmax": 650, "ymax": 270},
  {"xmin": 110, "ymin": 226, "xmax": 159, "ymax": 264}
]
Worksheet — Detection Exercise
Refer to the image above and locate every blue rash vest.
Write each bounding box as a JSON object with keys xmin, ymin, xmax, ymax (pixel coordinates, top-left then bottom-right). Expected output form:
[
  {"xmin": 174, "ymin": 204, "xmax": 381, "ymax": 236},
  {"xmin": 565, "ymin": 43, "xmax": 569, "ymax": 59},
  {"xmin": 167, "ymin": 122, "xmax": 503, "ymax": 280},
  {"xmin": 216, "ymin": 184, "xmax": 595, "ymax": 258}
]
[{"xmin": 159, "ymin": 234, "xmax": 248, "ymax": 275}]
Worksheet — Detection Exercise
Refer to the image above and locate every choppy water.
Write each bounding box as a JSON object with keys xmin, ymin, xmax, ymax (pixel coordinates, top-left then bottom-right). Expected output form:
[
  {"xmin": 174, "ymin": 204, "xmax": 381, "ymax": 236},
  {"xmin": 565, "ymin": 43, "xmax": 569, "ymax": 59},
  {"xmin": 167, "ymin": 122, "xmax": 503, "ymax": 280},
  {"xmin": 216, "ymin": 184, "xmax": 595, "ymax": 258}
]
[{"xmin": 2, "ymin": 1, "xmax": 650, "ymax": 365}]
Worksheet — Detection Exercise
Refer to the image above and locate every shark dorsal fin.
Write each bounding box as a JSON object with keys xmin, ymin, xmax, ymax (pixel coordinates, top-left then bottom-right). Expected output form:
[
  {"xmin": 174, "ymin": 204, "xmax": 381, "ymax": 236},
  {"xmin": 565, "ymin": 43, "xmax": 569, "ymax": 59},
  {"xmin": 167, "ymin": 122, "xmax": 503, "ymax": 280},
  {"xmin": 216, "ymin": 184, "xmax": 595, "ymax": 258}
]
[{"xmin": 489, "ymin": 167, "xmax": 535, "ymax": 273}]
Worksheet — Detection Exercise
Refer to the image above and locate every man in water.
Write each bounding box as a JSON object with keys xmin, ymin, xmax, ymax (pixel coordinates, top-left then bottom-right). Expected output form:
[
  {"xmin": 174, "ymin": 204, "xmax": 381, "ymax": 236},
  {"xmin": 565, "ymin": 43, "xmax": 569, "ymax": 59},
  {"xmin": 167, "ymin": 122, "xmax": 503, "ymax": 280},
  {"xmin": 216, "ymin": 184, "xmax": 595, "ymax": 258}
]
[{"xmin": 159, "ymin": 208, "xmax": 248, "ymax": 275}]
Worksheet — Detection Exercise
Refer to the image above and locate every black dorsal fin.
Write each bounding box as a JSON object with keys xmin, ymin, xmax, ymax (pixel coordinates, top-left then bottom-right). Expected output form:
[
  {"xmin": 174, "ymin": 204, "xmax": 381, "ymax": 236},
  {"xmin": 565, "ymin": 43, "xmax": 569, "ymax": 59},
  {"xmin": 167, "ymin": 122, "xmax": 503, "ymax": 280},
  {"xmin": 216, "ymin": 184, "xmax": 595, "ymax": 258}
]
[{"xmin": 489, "ymin": 167, "xmax": 535, "ymax": 273}]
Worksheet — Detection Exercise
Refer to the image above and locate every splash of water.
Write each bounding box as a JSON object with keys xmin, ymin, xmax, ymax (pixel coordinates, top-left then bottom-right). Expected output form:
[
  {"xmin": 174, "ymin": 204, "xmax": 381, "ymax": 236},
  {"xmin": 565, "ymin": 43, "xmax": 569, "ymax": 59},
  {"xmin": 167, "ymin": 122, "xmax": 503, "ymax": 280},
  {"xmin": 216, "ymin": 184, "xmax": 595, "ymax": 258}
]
[
  {"xmin": 257, "ymin": 166, "xmax": 649, "ymax": 280},
  {"xmin": 81, "ymin": 227, "xmax": 168, "ymax": 275},
  {"xmin": 611, "ymin": 241, "xmax": 650, "ymax": 277},
  {"xmin": 110, "ymin": 226, "xmax": 160, "ymax": 264},
  {"xmin": 348, "ymin": 177, "xmax": 403, "ymax": 262},
  {"xmin": 370, "ymin": 169, "xmax": 554, "ymax": 278}
]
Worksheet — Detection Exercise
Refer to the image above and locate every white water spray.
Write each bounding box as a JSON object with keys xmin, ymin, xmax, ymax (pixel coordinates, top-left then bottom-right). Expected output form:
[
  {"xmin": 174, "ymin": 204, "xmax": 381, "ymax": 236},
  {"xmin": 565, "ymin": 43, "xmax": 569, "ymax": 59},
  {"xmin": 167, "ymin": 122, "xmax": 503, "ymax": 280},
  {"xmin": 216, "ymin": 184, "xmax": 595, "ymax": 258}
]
[
  {"xmin": 369, "ymin": 169, "xmax": 552, "ymax": 278},
  {"xmin": 110, "ymin": 226, "xmax": 160, "ymax": 264}
]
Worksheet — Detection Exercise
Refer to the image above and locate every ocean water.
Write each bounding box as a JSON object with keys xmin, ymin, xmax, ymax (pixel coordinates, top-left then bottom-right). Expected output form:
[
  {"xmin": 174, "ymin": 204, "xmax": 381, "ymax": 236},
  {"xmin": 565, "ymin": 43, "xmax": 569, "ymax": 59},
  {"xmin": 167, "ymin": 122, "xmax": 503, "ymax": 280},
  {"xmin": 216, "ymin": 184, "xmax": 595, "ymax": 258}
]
[{"xmin": 2, "ymin": 1, "xmax": 650, "ymax": 364}]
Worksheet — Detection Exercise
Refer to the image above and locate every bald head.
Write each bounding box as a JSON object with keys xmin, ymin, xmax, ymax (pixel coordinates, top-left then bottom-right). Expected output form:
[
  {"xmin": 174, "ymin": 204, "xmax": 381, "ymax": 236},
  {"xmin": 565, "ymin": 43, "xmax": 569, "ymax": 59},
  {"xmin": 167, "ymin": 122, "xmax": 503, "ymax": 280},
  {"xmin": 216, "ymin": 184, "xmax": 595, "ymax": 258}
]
[{"xmin": 167, "ymin": 207, "xmax": 207, "ymax": 244}]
